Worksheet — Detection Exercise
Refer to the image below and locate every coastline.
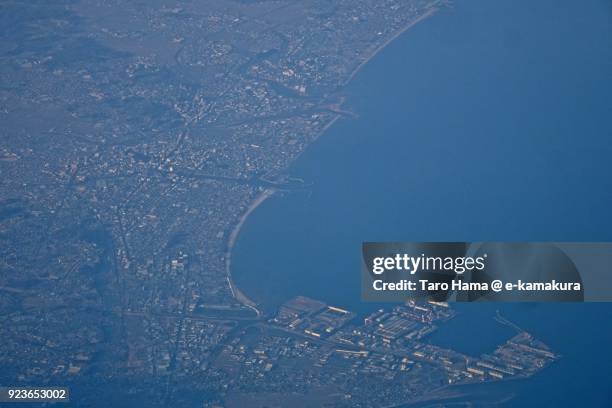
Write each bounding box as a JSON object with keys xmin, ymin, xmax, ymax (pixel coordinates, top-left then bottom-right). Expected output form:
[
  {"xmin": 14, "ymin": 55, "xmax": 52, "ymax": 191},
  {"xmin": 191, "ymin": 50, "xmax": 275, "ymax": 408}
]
[
  {"xmin": 224, "ymin": 3, "xmax": 443, "ymax": 315},
  {"xmin": 225, "ymin": 188, "xmax": 276, "ymax": 317},
  {"xmin": 345, "ymin": 1, "xmax": 444, "ymax": 85}
]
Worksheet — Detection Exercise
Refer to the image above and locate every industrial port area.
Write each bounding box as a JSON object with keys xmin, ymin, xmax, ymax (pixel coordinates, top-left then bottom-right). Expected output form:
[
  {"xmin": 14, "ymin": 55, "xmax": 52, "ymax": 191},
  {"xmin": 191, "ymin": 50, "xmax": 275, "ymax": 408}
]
[{"xmin": 210, "ymin": 297, "xmax": 559, "ymax": 407}]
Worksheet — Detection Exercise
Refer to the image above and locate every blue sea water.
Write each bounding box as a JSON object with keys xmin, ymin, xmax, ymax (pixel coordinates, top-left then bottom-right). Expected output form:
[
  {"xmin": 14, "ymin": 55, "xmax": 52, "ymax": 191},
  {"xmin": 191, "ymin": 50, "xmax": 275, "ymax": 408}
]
[{"xmin": 233, "ymin": 0, "xmax": 612, "ymax": 406}]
